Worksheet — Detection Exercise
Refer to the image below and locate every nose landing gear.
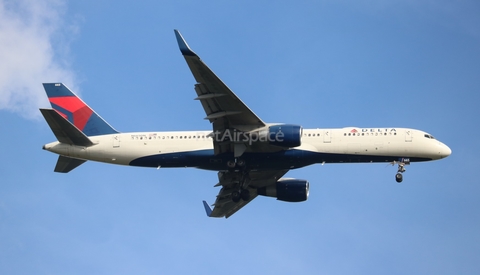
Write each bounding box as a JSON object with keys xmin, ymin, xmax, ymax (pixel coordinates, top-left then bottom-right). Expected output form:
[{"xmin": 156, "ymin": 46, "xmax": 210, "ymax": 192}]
[
  {"xmin": 394, "ymin": 158, "xmax": 410, "ymax": 183},
  {"xmin": 395, "ymin": 169, "xmax": 405, "ymax": 183}
]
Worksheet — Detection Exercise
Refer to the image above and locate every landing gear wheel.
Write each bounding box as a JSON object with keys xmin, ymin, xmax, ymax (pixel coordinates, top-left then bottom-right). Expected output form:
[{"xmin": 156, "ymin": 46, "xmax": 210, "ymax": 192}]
[
  {"xmin": 240, "ymin": 189, "xmax": 250, "ymax": 201},
  {"xmin": 226, "ymin": 159, "xmax": 246, "ymax": 169},
  {"xmin": 395, "ymin": 173, "xmax": 403, "ymax": 183},
  {"xmin": 227, "ymin": 160, "xmax": 236, "ymax": 169},
  {"xmin": 236, "ymin": 159, "xmax": 246, "ymax": 167},
  {"xmin": 231, "ymin": 191, "xmax": 241, "ymax": 202}
]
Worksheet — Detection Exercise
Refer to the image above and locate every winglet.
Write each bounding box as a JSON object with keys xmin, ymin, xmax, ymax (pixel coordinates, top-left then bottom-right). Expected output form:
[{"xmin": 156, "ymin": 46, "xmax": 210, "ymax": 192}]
[
  {"xmin": 174, "ymin": 29, "xmax": 197, "ymax": 56},
  {"xmin": 202, "ymin": 200, "xmax": 213, "ymax": 217}
]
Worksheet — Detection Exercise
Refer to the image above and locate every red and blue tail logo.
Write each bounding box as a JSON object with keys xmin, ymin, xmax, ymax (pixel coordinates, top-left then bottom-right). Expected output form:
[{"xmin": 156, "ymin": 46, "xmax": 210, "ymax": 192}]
[{"xmin": 43, "ymin": 83, "xmax": 118, "ymax": 136}]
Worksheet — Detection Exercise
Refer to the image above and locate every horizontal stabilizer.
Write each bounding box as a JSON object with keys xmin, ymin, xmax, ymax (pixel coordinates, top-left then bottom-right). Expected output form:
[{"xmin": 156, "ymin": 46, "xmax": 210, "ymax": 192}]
[
  {"xmin": 55, "ymin": 156, "xmax": 86, "ymax": 173},
  {"xmin": 40, "ymin": 108, "xmax": 94, "ymax": 147}
]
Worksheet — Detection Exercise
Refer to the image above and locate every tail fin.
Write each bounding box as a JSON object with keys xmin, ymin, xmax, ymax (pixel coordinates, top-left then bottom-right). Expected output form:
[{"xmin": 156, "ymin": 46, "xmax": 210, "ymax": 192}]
[{"xmin": 42, "ymin": 83, "xmax": 118, "ymax": 136}]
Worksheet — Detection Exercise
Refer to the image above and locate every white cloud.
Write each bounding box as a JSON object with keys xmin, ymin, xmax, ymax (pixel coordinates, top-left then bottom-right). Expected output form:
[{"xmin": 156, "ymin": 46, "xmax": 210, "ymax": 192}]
[{"xmin": 0, "ymin": 0, "xmax": 77, "ymax": 119}]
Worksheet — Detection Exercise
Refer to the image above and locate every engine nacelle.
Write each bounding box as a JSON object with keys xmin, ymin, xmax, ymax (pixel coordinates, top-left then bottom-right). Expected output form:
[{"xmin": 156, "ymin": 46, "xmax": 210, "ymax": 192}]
[
  {"xmin": 254, "ymin": 124, "xmax": 302, "ymax": 148},
  {"xmin": 257, "ymin": 178, "xmax": 309, "ymax": 202}
]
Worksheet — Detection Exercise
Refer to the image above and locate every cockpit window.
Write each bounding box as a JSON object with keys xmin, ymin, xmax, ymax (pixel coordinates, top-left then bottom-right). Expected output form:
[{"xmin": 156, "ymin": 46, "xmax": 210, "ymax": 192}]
[{"xmin": 424, "ymin": 134, "xmax": 436, "ymax": 139}]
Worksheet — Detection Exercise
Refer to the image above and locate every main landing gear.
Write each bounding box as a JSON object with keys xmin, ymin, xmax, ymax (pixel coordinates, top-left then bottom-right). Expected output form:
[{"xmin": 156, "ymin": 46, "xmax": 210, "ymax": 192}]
[
  {"xmin": 227, "ymin": 158, "xmax": 246, "ymax": 169},
  {"xmin": 226, "ymin": 158, "xmax": 250, "ymax": 202}
]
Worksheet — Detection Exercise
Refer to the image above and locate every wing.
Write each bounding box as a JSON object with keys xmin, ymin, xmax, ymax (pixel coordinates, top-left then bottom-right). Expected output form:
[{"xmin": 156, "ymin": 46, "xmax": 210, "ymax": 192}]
[
  {"xmin": 174, "ymin": 30, "xmax": 266, "ymax": 156},
  {"xmin": 204, "ymin": 169, "xmax": 289, "ymax": 218},
  {"xmin": 174, "ymin": 30, "xmax": 290, "ymax": 218}
]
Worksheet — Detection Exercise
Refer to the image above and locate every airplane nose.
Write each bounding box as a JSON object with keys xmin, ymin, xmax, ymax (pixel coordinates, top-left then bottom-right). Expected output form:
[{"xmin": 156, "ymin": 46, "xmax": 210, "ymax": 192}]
[{"xmin": 439, "ymin": 143, "xmax": 452, "ymax": 158}]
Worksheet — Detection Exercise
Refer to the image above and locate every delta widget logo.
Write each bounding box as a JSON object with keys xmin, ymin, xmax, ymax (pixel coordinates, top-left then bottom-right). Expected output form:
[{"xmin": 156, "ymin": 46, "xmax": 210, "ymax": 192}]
[{"xmin": 49, "ymin": 96, "xmax": 93, "ymax": 131}]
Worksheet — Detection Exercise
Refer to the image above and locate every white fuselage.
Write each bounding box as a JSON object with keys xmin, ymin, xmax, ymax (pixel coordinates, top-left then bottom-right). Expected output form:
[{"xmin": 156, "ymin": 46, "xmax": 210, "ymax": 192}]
[{"xmin": 43, "ymin": 127, "xmax": 451, "ymax": 171}]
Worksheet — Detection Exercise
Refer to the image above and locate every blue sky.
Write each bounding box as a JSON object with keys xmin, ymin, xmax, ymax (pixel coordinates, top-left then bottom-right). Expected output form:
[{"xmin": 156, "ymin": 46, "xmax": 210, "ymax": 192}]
[{"xmin": 1, "ymin": 0, "xmax": 479, "ymax": 274}]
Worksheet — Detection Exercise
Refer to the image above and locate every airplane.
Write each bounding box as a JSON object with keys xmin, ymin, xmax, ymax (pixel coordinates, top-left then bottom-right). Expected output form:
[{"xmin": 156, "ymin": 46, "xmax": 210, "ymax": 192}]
[{"xmin": 40, "ymin": 30, "xmax": 452, "ymax": 218}]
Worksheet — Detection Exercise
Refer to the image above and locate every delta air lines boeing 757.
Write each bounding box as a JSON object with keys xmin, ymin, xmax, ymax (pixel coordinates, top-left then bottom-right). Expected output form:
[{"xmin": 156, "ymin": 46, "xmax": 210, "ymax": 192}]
[{"xmin": 40, "ymin": 30, "xmax": 451, "ymax": 218}]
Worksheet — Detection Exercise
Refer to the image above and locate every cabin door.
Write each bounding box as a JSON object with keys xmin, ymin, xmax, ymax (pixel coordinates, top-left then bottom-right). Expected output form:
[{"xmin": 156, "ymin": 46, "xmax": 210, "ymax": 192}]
[
  {"xmin": 405, "ymin": 130, "xmax": 412, "ymax": 142},
  {"xmin": 113, "ymin": 135, "xmax": 120, "ymax": 148},
  {"xmin": 323, "ymin": 130, "xmax": 331, "ymax": 143}
]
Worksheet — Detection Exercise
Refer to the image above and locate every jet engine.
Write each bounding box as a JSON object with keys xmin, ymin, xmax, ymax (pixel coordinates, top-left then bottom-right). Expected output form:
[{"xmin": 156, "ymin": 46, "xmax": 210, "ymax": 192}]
[
  {"xmin": 253, "ymin": 124, "xmax": 302, "ymax": 148},
  {"xmin": 257, "ymin": 178, "xmax": 309, "ymax": 202}
]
